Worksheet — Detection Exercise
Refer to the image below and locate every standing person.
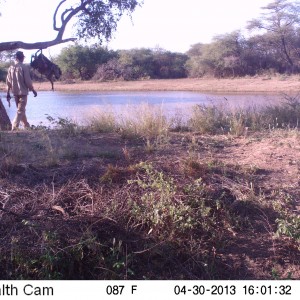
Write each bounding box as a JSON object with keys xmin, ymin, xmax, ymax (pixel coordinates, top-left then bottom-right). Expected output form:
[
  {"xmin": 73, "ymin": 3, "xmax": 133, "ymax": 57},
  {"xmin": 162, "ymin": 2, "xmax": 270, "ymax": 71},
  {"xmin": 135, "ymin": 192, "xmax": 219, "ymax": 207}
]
[{"xmin": 6, "ymin": 51, "xmax": 37, "ymax": 131}]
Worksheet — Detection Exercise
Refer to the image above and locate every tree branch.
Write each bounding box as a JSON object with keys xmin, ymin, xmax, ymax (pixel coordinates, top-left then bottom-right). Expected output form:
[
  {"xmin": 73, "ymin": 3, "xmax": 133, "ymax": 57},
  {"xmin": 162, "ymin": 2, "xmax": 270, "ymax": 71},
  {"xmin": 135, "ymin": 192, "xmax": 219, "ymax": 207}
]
[
  {"xmin": 0, "ymin": 0, "xmax": 140, "ymax": 52},
  {"xmin": 0, "ymin": 0, "xmax": 85, "ymax": 52},
  {"xmin": 0, "ymin": 37, "xmax": 76, "ymax": 52},
  {"xmin": 53, "ymin": 0, "xmax": 67, "ymax": 31},
  {"xmin": 54, "ymin": 0, "xmax": 92, "ymax": 41}
]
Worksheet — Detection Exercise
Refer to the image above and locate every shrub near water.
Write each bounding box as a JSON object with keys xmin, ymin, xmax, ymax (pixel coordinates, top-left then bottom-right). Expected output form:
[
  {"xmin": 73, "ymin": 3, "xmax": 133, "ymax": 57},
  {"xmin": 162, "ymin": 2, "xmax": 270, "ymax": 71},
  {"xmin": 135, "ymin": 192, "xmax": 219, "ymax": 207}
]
[
  {"xmin": 189, "ymin": 95, "xmax": 300, "ymax": 135},
  {"xmin": 88, "ymin": 103, "xmax": 170, "ymax": 145},
  {"xmin": 189, "ymin": 104, "xmax": 227, "ymax": 134},
  {"xmin": 264, "ymin": 94, "xmax": 300, "ymax": 129},
  {"xmin": 88, "ymin": 109, "xmax": 117, "ymax": 133},
  {"xmin": 118, "ymin": 103, "xmax": 169, "ymax": 141}
]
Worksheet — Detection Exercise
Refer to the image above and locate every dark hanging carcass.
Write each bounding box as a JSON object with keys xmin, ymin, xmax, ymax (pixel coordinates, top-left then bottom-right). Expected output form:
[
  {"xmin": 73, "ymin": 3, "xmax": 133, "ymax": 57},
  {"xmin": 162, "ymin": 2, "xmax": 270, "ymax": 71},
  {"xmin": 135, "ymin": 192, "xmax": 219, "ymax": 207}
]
[{"xmin": 30, "ymin": 50, "xmax": 62, "ymax": 90}]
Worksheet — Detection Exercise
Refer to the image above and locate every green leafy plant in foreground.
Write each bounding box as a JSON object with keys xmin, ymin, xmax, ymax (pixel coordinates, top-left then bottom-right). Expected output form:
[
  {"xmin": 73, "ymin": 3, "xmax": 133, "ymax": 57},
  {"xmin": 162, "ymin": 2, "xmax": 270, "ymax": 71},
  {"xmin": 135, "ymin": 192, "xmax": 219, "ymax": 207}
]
[
  {"xmin": 272, "ymin": 192, "xmax": 300, "ymax": 249},
  {"xmin": 127, "ymin": 163, "xmax": 218, "ymax": 239},
  {"xmin": 276, "ymin": 215, "xmax": 300, "ymax": 241}
]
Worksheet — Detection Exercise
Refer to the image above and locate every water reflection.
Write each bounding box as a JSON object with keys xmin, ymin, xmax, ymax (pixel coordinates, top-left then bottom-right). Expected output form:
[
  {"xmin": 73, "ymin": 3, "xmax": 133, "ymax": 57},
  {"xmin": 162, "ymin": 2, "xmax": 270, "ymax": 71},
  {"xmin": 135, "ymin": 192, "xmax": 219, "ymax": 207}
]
[{"xmin": 3, "ymin": 91, "xmax": 281, "ymax": 126}]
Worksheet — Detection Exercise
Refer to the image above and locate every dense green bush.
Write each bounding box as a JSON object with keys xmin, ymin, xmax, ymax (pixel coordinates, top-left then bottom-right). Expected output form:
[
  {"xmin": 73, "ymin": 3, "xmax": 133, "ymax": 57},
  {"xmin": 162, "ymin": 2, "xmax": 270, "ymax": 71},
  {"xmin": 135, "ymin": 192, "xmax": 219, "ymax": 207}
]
[
  {"xmin": 93, "ymin": 48, "xmax": 188, "ymax": 81},
  {"xmin": 55, "ymin": 44, "xmax": 117, "ymax": 80}
]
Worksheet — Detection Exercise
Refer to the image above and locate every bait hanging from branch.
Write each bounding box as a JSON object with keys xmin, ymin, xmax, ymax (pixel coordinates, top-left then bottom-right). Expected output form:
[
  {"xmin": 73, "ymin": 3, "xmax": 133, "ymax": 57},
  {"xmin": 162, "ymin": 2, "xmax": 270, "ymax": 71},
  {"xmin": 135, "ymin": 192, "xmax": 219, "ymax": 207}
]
[{"xmin": 30, "ymin": 49, "xmax": 62, "ymax": 91}]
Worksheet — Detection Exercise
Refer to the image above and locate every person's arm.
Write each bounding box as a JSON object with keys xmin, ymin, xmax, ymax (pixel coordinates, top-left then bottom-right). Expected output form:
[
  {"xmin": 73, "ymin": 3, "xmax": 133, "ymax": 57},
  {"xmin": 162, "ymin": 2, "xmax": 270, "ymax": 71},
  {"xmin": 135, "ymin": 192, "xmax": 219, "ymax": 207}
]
[
  {"xmin": 6, "ymin": 67, "xmax": 12, "ymax": 106},
  {"xmin": 23, "ymin": 64, "xmax": 37, "ymax": 97}
]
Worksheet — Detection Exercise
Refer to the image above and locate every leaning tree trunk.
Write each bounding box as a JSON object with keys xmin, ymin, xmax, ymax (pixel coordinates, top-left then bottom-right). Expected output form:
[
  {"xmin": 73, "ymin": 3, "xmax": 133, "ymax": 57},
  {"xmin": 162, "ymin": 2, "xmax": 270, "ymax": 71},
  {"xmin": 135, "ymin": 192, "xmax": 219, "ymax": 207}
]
[{"xmin": 0, "ymin": 98, "xmax": 12, "ymax": 130}]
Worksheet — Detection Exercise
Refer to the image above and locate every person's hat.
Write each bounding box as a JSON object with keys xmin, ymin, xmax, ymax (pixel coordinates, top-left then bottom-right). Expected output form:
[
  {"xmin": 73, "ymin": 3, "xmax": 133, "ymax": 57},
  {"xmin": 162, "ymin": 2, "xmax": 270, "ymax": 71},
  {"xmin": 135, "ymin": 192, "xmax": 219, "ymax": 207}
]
[{"xmin": 15, "ymin": 51, "xmax": 25, "ymax": 60}]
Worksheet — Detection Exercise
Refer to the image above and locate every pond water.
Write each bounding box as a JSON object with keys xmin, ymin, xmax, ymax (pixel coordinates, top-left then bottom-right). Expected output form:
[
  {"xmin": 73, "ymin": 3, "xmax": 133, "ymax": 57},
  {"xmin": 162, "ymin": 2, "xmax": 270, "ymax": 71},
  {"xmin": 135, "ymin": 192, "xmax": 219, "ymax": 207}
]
[{"xmin": 2, "ymin": 91, "xmax": 281, "ymax": 126}]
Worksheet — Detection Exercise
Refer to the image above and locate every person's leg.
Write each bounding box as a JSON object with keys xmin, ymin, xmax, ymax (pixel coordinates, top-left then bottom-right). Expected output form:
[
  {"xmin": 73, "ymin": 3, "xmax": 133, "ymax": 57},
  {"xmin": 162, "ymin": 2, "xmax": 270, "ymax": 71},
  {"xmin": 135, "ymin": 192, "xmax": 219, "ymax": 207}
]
[
  {"xmin": 12, "ymin": 96, "xmax": 21, "ymax": 130},
  {"xmin": 19, "ymin": 95, "xmax": 30, "ymax": 128},
  {"xmin": 12, "ymin": 95, "xmax": 30, "ymax": 130}
]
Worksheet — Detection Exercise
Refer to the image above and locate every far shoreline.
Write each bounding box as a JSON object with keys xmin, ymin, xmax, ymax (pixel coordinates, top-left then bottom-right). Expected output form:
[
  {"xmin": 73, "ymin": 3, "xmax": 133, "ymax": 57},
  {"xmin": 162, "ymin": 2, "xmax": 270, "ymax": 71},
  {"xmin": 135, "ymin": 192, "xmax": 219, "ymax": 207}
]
[
  {"xmin": 1, "ymin": 76, "xmax": 300, "ymax": 94},
  {"xmin": 33, "ymin": 76, "xmax": 300, "ymax": 94}
]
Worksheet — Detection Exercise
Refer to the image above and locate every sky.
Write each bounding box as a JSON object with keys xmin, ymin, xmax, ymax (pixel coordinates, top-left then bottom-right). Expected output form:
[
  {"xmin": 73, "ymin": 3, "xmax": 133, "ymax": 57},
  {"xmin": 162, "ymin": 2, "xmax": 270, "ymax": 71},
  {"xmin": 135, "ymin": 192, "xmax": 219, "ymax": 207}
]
[{"xmin": 0, "ymin": 0, "xmax": 273, "ymax": 61}]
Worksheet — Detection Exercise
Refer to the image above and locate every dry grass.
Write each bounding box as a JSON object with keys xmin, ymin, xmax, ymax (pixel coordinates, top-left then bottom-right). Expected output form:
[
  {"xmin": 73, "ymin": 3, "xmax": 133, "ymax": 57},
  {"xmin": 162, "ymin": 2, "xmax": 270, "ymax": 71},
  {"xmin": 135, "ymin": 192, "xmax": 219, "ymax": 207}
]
[
  {"xmin": 15, "ymin": 75, "xmax": 300, "ymax": 93},
  {"xmin": 189, "ymin": 99, "xmax": 300, "ymax": 135},
  {"xmin": 86, "ymin": 96, "xmax": 300, "ymax": 137}
]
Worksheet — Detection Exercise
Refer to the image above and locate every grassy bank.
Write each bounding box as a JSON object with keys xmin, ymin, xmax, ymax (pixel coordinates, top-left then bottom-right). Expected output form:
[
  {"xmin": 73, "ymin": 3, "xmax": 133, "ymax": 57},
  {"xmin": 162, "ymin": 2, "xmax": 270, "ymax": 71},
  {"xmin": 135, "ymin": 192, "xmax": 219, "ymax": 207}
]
[
  {"xmin": 0, "ymin": 98, "xmax": 299, "ymax": 279},
  {"xmin": 1, "ymin": 75, "xmax": 297, "ymax": 93}
]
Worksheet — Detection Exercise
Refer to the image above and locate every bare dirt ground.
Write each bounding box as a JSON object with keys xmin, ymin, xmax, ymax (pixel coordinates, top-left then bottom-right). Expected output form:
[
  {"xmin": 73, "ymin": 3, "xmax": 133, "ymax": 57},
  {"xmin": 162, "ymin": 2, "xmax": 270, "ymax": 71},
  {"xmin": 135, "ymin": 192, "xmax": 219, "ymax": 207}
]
[
  {"xmin": 154, "ymin": 131, "xmax": 300, "ymax": 279},
  {"xmin": 198, "ymin": 132, "xmax": 300, "ymax": 279},
  {"xmin": 211, "ymin": 132, "xmax": 300, "ymax": 196}
]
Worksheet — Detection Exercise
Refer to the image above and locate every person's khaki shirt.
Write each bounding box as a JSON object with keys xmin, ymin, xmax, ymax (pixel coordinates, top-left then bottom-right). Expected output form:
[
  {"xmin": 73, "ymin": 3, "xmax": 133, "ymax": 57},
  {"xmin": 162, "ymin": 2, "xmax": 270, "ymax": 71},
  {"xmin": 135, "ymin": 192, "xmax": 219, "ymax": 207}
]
[{"xmin": 6, "ymin": 62, "xmax": 34, "ymax": 96}]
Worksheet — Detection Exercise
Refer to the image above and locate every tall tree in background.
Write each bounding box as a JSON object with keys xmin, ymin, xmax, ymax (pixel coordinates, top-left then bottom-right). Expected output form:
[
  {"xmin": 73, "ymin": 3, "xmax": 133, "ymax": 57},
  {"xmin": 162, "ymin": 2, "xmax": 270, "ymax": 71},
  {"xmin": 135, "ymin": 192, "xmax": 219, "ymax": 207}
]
[
  {"xmin": 56, "ymin": 44, "xmax": 117, "ymax": 80},
  {"xmin": 186, "ymin": 31, "xmax": 246, "ymax": 78},
  {"xmin": 247, "ymin": 0, "xmax": 300, "ymax": 72}
]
